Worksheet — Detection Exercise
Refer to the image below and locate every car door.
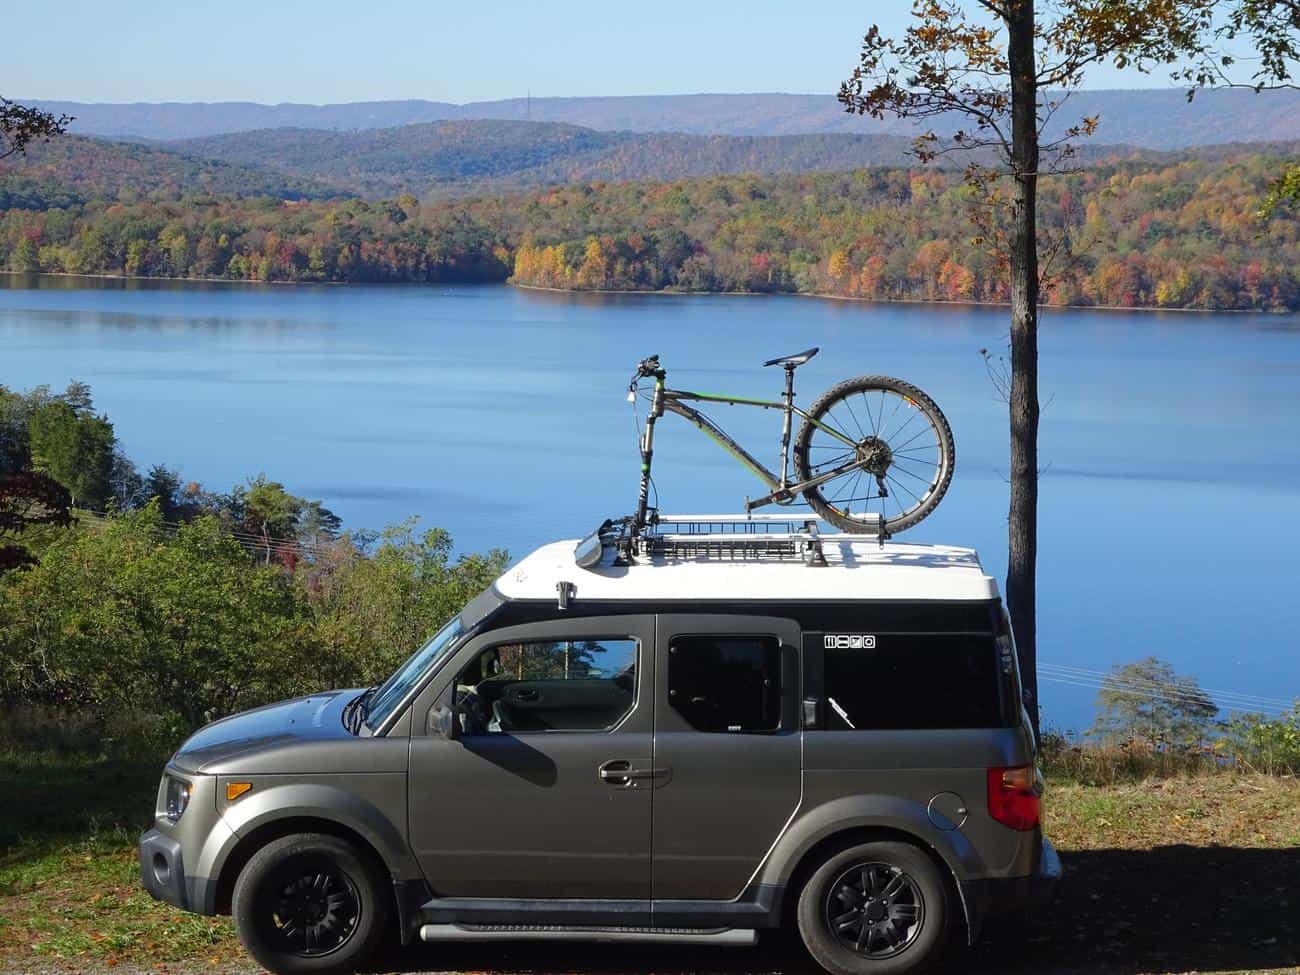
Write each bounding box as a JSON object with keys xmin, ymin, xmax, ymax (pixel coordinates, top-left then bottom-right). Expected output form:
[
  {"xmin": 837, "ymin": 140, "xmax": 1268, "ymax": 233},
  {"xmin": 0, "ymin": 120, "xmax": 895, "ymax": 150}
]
[
  {"xmin": 407, "ymin": 615, "xmax": 654, "ymax": 902},
  {"xmin": 651, "ymin": 614, "xmax": 803, "ymax": 901}
]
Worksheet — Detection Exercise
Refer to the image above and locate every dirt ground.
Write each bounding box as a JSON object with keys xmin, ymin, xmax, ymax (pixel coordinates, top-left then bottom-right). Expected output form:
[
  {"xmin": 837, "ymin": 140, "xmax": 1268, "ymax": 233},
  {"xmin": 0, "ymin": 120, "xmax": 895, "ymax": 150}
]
[
  {"xmin": 4, "ymin": 776, "xmax": 1298, "ymax": 975},
  {"xmin": 6, "ymin": 842, "xmax": 1298, "ymax": 975}
]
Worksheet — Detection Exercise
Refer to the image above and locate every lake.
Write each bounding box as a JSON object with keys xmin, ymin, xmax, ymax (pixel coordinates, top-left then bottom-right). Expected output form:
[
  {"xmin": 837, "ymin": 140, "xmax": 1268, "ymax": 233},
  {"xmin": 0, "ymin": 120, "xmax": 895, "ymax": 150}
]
[{"xmin": 2, "ymin": 273, "xmax": 1297, "ymax": 731}]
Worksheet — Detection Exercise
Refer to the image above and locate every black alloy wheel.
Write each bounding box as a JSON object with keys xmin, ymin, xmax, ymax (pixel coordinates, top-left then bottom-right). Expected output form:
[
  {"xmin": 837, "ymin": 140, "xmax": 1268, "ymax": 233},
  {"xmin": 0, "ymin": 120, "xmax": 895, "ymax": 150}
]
[
  {"xmin": 796, "ymin": 840, "xmax": 949, "ymax": 975},
  {"xmin": 233, "ymin": 832, "xmax": 389, "ymax": 975},
  {"xmin": 258, "ymin": 857, "xmax": 362, "ymax": 957},
  {"xmin": 823, "ymin": 862, "xmax": 924, "ymax": 958}
]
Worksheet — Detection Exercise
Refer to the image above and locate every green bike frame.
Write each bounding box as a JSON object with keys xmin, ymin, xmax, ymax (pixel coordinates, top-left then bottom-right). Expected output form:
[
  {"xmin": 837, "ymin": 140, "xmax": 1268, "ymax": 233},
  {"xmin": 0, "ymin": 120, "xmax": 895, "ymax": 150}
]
[{"xmin": 633, "ymin": 365, "xmax": 862, "ymax": 532}]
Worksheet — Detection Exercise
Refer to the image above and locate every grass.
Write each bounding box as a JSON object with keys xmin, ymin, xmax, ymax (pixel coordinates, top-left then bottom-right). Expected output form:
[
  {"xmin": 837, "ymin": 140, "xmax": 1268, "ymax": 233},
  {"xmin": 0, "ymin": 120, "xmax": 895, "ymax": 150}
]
[
  {"xmin": 1, "ymin": 723, "xmax": 1298, "ymax": 975},
  {"xmin": 0, "ymin": 712, "xmax": 245, "ymax": 971}
]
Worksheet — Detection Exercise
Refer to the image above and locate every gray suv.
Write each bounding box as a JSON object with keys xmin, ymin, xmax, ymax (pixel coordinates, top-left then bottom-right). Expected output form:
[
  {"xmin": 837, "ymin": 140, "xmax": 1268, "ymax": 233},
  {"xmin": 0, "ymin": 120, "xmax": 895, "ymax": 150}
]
[{"xmin": 140, "ymin": 525, "xmax": 1059, "ymax": 975}]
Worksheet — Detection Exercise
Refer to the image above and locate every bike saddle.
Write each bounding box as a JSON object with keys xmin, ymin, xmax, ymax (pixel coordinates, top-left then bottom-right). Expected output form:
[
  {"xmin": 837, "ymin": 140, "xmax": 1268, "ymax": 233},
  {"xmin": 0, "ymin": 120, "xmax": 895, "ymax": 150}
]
[{"xmin": 763, "ymin": 347, "xmax": 820, "ymax": 368}]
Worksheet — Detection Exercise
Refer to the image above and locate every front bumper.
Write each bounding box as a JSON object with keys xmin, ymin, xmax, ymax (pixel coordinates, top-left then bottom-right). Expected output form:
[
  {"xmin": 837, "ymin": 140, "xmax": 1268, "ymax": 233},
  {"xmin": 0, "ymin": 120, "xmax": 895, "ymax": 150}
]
[
  {"xmin": 961, "ymin": 836, "xmax": 1062, "ymax": 940},
  {"xmin": 139, "ymin": 828, "xmax": 191, "ymax": 910}
]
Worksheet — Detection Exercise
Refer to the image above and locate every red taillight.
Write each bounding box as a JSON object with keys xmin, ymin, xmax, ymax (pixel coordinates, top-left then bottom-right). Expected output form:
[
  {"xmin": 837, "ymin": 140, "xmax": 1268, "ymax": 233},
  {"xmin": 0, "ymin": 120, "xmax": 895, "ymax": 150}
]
[{"xmin": 987, "ymin": 765, "xmax": 1040, "ymax": 831}]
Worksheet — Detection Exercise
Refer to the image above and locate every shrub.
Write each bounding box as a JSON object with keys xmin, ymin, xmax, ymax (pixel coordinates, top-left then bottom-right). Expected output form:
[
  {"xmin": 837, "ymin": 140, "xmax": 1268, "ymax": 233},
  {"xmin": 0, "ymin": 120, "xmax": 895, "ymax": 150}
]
[
  {"xmin": 1218, "ymin": 706, "xmax": 1300, "ymax": 774},
  {"xmin": 1040, "ymin": 728, "xmax": 1222, "ymax": 786},
  {"xmin": 0, "ymin": 506, "xmax": 508, "ymax": 737}
]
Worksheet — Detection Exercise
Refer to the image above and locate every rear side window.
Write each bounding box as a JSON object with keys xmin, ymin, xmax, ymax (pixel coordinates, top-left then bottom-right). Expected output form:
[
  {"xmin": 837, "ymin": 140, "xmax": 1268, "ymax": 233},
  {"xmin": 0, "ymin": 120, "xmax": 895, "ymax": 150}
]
[
  {"xmin": 669, "ymin": 634, "xmax": 782, "ymax": 733},
  {"xmin": 821, "ymin": 633, "xmax": 1007, "ymax": 730}
]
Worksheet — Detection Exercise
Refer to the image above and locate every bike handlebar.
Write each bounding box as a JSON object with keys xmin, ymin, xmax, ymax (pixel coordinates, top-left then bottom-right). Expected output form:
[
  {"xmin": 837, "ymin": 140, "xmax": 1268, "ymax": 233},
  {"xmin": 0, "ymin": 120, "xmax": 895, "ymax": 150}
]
[{"xmin": 629, "ymin": 354, "xmax": 665, "ymax": 391}]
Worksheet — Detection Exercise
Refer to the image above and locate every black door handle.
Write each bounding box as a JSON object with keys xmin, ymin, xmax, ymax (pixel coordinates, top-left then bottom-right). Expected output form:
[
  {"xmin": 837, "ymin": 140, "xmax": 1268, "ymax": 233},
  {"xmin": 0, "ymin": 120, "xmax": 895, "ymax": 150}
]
[
  {"xmin": 598, "ymin": 759, "xmax": 633, "ymax": 785},
  {"xmin": 598, "ymin": 760, "xmax": 669, "ymax": 786}
]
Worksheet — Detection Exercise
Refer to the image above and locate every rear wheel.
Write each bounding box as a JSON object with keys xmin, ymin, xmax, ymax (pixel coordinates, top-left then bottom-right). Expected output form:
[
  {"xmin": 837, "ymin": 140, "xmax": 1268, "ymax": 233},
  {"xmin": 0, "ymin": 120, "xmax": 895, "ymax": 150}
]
[
  {"xmin": 793, "ymin": 376, "xmax": 954, "ymax": 535},
  {"xmin": 232, "ymin": 833, "xmax": 389, "ymax": 975},
  {"xmin": 796, "ymin": 841, "xmax": 950, "ymax": 975}
]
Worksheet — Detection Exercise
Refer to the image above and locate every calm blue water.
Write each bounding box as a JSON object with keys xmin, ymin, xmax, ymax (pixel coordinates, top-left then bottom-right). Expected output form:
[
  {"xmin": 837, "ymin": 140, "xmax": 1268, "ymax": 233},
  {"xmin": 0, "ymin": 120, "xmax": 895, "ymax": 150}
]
[{"xmin": 2, "ymin": 273, "xmax": 1298, "ymax": 730}]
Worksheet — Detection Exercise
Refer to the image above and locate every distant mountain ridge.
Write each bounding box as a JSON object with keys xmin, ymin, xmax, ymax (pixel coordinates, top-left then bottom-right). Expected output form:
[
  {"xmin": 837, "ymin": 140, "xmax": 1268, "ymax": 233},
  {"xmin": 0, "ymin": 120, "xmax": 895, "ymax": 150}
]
[{"xmin": 27, "ymin": 89, "xmax": 1300, "ymax": 148}]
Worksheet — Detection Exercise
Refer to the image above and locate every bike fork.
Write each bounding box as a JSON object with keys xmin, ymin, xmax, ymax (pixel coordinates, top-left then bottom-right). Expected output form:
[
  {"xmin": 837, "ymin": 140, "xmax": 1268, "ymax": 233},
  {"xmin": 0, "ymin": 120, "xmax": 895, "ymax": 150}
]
[{"xmin": 634, "ymin": 376, "xmax": 665, "ymax": 534}]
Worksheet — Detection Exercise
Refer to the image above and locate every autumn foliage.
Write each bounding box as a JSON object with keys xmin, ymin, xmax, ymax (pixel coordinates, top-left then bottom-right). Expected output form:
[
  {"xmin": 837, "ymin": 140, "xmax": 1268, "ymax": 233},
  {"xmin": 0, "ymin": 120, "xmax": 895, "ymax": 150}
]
[{"xmin": 2, "ymin": 150, "xmax": 1298, "ymax": 310}]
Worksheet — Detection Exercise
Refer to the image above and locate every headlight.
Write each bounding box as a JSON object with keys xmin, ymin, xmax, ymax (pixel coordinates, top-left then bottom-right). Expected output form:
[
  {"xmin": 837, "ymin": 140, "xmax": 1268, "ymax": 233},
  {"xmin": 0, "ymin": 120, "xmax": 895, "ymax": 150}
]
[{"xmin": 165, "ymin": 775, "xmax": 192, "ymax": 822}]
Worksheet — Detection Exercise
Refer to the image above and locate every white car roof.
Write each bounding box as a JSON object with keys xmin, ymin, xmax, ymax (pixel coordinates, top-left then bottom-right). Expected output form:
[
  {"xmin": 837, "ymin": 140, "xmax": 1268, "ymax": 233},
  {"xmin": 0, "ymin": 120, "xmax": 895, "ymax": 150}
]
[{"xmin": 494, "ymin": 537, "xmax": 1000, "ymax": 603}]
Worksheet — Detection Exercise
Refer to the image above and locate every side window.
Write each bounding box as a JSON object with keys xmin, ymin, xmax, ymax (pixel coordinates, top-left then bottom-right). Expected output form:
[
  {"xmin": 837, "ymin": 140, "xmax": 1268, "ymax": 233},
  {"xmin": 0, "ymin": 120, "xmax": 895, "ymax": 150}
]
[
  {"xmin": 454, "ymin": 637, "xmax": 637, "ymax": 735},
  {"xmin": 821, "ymin": 634, "xmax": 1007, "ymax": 731},
  {"xmin": 668, "ymin": 634, "xmax": 782, "ymax": 733}
]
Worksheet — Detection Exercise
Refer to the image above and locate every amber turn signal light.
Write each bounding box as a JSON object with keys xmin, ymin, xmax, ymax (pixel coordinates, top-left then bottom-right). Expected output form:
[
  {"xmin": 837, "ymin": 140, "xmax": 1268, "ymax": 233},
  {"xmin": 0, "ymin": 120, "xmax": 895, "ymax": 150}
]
[{"xmin": 226, "ymin": 782, "xmax": 253, "ymax": 801}]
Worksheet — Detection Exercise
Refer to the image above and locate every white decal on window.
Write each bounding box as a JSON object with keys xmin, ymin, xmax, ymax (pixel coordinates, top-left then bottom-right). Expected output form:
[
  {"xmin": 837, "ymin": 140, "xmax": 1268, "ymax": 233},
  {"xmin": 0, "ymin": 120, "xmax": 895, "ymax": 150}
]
[{"xmin": 823, "ymin": 634, "xmax": 877, "ymax": 650}]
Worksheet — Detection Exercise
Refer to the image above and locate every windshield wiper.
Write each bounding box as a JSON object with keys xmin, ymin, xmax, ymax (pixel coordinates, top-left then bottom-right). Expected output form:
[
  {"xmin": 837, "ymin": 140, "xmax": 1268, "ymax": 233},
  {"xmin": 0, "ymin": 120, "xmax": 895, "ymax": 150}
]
[
  {"xmin": 827, "ymin": 696, "xmax": 856, "ymax": 729},
  {"xmin": 344, "ymin": 686, "xmax": 378, "ymax": 735}
]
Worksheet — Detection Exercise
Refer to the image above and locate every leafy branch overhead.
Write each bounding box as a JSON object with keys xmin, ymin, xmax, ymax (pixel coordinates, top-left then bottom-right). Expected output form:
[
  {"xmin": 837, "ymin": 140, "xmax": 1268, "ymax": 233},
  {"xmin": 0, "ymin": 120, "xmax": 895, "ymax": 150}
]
[
  {"xmin": 0, "ymin": 98, "xmax": 72, "ymax": 161},
  {"xmin": 838, "ymin": 0, "xmax": 1215, "ymax": 174}
]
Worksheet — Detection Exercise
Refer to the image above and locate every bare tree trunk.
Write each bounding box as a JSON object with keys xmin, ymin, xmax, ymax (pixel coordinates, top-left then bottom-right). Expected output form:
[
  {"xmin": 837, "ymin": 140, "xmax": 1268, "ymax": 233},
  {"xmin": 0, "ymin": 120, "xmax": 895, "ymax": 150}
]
[{"xmin": 1006, "ymin": 0, "xmax": 1042, "ymax": 738}]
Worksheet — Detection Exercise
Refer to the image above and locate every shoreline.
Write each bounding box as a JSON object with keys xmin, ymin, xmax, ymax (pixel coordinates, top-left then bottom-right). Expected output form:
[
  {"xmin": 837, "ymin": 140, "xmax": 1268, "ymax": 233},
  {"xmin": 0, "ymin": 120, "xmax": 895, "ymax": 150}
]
[{"xmin": 1, "ymin": 270, "xmax": 1282, "ymax": 316}]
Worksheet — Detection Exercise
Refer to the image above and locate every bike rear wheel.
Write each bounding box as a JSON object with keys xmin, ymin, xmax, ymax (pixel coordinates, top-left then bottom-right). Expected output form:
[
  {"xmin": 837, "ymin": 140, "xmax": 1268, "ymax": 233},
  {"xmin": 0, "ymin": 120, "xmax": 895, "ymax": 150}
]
[{"xmin": 793, "ymin": 376, "xmax": 954, "ymax": 535}]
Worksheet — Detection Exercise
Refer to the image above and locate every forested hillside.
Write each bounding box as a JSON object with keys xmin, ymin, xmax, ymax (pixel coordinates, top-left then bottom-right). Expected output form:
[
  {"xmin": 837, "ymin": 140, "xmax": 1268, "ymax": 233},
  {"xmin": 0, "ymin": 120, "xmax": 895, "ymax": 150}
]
[
  {"xmin": 3, "ymin": 150, "xmax": 1296, "ymax": 310},
  {"xmin": 6, "ymin": 121, "xmax": 1292, "ymax": 206},
  {"xmin": 170, "ymin": 121, "xmax": 924, "ymax": 197},
  {"xmin": 0, "ymin": 135, "xmax": 340, "ymax": 209}
]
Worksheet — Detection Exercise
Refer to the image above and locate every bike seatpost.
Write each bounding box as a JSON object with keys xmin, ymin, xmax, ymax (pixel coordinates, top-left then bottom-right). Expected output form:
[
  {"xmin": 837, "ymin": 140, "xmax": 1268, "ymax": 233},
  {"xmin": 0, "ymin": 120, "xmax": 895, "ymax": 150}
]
[{"xmin": 778, "ymin": 365, "xmax": 796, "ymax": 489}]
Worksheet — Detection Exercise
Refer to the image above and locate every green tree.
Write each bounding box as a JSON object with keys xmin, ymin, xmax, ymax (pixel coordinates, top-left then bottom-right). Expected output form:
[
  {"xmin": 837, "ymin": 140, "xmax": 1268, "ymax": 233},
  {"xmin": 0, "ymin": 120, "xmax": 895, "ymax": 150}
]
[
  {"xmin": 243, "ymin": 474, "xmax": 305, "ymax": 563},
  {"xmin": 1090, "ymin": 657, "xmax": 1218, "ymax": 747},
  {"xmin": 0, "ymin": 506, "xmax": 305, "ymax": 730},
  {"xmin": 0, "ymin": 468, "xmax": 72, "ymax": 573},
  {"xmin": 299, "ymin": 521, "xmax": 506, "ymax": 690},
  {"xmin": 26, "ymin": 399, "xmax": 116, "ymax": 508},
  {"xmin": 108, "ymin": 448, "xmax": 145, "ymax": 509},
  {"xmin": 143, "ymin": 464, "xmax": 187, "ymax": 521}
]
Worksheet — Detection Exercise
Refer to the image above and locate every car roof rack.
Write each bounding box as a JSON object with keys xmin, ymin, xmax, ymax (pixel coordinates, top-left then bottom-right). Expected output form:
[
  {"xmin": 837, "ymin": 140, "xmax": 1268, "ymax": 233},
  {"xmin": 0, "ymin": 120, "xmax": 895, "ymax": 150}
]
[{"xmin": 576, "ymin": 511, "xmax": 888, "ymax": 569}]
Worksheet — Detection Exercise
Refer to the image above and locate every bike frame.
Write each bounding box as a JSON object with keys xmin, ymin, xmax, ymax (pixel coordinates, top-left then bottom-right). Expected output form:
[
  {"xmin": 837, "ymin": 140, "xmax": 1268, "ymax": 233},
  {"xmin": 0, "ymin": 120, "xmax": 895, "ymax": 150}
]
[{"xmin": 633, "ymin": 367, "xmax": 863, "ymax": 531}]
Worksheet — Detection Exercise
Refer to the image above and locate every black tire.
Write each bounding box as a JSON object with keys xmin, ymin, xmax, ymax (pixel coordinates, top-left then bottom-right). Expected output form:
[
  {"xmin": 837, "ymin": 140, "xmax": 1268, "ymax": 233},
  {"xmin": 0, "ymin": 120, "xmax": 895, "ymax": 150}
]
[
  {"xmin": 796, "ymin": 841, "xmax": 950, "ymax": 975},
  {"xmin": 793, "ymin": 376, "xmax": 954, "ymax": 535},
  {"xmin": 232, "ymin": 833, "xmax": 390, "ymax": 975}
]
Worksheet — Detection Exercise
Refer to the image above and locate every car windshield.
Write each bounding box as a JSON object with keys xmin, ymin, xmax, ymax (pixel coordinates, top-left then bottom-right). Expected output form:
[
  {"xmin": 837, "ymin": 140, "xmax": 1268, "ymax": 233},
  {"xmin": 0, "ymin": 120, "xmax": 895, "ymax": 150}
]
[{"xmin": 363, "ymin": 616, "xmax": 464, "ymax": 731}]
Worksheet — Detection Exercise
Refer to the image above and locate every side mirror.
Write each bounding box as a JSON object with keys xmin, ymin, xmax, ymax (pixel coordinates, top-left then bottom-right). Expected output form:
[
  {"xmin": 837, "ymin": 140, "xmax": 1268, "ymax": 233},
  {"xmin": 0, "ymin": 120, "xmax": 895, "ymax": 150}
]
[{"xmin": 428, "ymin": 704, "xmax": 460, "ymax": 741}]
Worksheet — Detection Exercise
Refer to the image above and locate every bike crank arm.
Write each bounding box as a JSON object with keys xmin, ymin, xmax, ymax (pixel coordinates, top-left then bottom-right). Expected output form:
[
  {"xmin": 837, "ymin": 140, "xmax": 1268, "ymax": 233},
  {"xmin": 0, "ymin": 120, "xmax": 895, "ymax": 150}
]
[{"xmin": 745, "ymin": 457, "xmax": 870, "ymax": 511}]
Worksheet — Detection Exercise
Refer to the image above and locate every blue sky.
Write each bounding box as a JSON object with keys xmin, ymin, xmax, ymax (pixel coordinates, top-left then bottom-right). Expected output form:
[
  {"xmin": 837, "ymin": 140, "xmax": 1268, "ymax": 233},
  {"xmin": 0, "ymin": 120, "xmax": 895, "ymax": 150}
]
[{"xmin": 14, "ymin": 0, "xmax": 1197, "ymax": 104}]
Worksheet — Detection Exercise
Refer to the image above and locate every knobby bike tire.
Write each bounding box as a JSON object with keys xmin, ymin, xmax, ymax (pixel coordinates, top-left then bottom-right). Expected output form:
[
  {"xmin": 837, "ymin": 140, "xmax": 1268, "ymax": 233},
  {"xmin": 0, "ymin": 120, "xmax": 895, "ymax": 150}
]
[{"xmin": 792, "ymin": 375, "xmax": 955, "ymax": 535}]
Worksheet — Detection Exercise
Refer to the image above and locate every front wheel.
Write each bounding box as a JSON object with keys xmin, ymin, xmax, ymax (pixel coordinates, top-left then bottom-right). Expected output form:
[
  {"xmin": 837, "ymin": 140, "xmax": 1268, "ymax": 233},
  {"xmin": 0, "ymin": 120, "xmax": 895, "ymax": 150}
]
[
  {"xmin": 232, "ymin": 833, "xmax": 390, "ymax": 975},
  {"xmin": 793, "ymin": 376, "xmax": 954, "ymax": 535}
]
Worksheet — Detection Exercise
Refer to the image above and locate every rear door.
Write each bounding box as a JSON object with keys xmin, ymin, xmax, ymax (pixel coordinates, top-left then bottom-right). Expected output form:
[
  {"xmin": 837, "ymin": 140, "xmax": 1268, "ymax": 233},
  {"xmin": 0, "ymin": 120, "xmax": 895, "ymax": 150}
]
[{"xmin": 650, "ymin": 614, "xmax": 802, "ymax": 901}]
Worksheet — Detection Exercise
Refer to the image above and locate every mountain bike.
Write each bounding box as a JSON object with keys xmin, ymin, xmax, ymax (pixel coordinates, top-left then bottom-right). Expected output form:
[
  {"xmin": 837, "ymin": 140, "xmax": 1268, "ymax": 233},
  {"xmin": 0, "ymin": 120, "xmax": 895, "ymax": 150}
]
[{"xmin": 626, "ymin": 348, "xmax": 955, "ymax": 536}]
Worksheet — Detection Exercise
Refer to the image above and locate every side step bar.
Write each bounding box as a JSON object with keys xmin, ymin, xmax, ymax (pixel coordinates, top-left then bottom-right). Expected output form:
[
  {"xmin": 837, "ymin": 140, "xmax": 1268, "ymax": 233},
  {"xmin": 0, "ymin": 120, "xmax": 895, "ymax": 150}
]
[{"xmin": 419, "ymin": 924, "xmax": 757, "ymax": 946}]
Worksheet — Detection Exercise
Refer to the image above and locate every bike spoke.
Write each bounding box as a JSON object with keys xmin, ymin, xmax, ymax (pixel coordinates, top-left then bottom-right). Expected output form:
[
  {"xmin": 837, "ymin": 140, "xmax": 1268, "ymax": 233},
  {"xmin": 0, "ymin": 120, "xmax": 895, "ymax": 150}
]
[
  {"xmin": 878, "ymin": 392, "xmax": 906, "ymax": 440},
  {"xmin": 885, "ymin": 408, "xmax": 923, "ymax": 444},
  {"xmin": 889, "ymin": 458, "xmax": 935, "ymax": 484},
  {"xmin": 858, "ymin": 392, "xmax": 880, "ymax": 437},
  {"xmin": 830, "ymin": 471, "xmax": 865, "ymax": 509},
  {"xmin": 890, "ymin": 424, "xmax": 935, "ymax": 452},
  {"xmin": 886, "ymin": 473, "xmax": 925, "ymax": 507},
  {"xmin": 841, "ymin": 396, "xmax": 867, "ymax": 440}
]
